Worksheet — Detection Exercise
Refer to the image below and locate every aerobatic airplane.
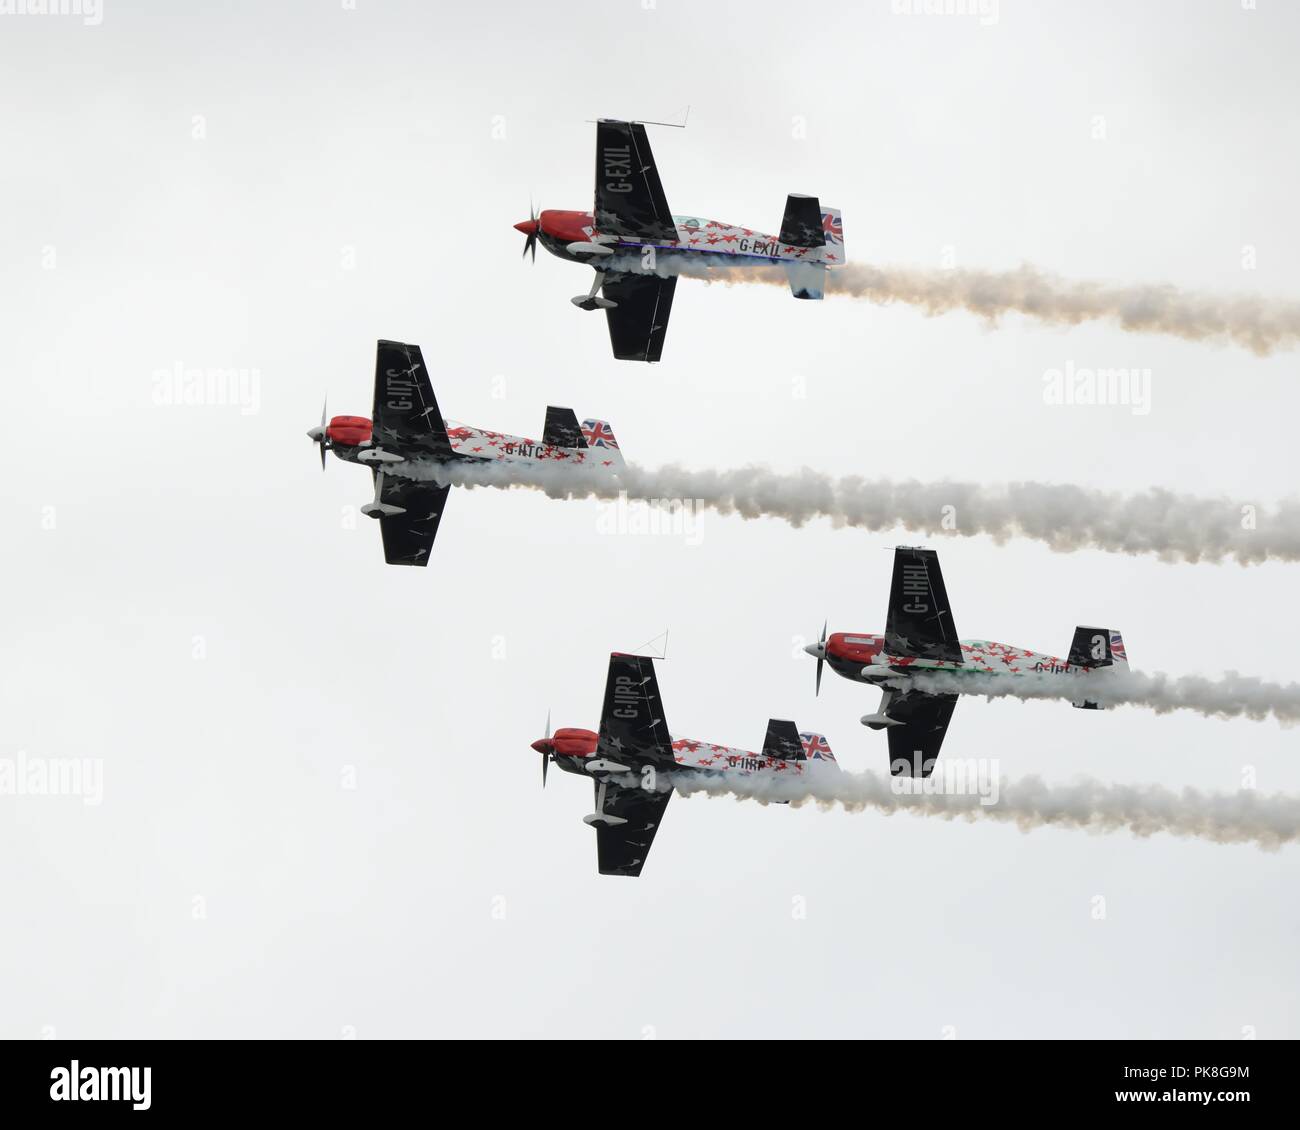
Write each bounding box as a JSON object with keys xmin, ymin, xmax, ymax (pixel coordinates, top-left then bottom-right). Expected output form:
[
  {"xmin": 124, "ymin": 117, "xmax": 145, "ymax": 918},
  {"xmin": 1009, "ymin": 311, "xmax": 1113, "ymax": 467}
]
[
  {"xmin": 307, "ymin": 340, "xmax": 623, "ymax": 566},
  {"xmin": 533, "ymin": 653, "xmax": 839, "ymax": 876},
  {"xmin": 514, "ymin": 118, "xmax": 845, "ymax": 363},
  {"xmin": 804, "ymin": 547, "xmax": 1130, "ymax": 777}
]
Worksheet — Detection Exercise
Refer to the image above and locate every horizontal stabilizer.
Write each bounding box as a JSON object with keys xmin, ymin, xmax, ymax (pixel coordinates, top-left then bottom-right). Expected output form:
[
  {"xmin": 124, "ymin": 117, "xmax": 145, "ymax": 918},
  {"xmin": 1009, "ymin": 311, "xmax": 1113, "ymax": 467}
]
[
  {"xmin": 784, "ymin": 261, "xmax": 826, "ymax": 300},
  {"xmin": 761, "ymin": 719, "xmax": 805, "ymax": 762},
  {"xmin": 543, "ymin": 406, "xmax": 585, "ymax": 449},
  {"xmin": 1069, "ymin": 626, "xmax": 1126, "ymax": 710},
  {"xmin": 779, "ymin": 193, "xmax": 825, "ymax": 248}
]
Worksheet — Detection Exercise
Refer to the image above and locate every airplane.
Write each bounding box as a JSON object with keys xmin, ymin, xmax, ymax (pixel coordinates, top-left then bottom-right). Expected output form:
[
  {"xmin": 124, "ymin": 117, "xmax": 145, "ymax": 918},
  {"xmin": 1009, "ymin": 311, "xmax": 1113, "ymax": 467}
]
[
  {"xmin": 533, "ymin": 652, "xmax": 839, "ymax": 876},
  {"xmin": 514, "ymin": 118, "xmax": 845, "ymax": 363},
  {"xmin": 306, "ymin": 340, "xmax": 623, "ymax": 566},
  {"xmin": 803, "ymin": 547, "xmax": 1130, "ymax": 778}
]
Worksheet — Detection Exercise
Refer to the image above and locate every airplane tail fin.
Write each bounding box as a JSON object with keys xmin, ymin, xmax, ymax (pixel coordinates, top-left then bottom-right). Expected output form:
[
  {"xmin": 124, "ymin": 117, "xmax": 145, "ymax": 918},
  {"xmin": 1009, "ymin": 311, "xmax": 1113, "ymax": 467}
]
[
  {"xmin": 778, "ymin": 196, "xmax": 843, "ymax": 297},
  {"xmin": 799, "ymin": 731, "xmax": 838, "ymax": 766},
  {"xmin": 760, "ymin": 721, "xmax": 840, "ymax": 769},
  {"xmin": 1069, "ymin": 626, "xmax": 1128, "ymax": 710},
  {"xmin": 580, "ymin": 418, "xmax": 624, "ymax": 466},
  {"xmin": 820, "ymin": 207, "xmax": 844, "ymax": 264}
]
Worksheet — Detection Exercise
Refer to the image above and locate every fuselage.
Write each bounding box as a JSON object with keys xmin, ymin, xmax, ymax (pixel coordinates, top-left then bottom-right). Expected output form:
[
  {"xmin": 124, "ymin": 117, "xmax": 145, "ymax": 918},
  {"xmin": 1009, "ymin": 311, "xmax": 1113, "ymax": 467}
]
[
  {"xmin": 523, "ymin": 209, "xmax": 844, "ymax": 267},
  {"xmin": 537, "ymin": 727, "xmax": 837, "ymax": 784},
  {"xmin": 821, "ymin": 631, "xmax": 1096, "ymax": 685},
  {"xmin": 324, "ymin": 415, "xmax": 621, "ymax": 473}
]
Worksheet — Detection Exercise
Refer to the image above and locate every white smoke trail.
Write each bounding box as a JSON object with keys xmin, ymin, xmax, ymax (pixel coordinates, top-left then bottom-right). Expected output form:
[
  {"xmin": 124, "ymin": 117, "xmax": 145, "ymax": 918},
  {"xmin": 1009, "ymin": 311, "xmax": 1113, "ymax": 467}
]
[
  {"xmin": 669, "ymin": 769, "xmax": 1300, "ymax": 850},
  {"xmin": 424, "ymin": 460, "xmax": 1300, "ymax": 565},
  {"xmin": 897, "ymin": 668, "xmax": 1300, "ymax": 726},
  {"xmin": 626, "ymin": 254, "xmax": 1300, "ymax": 356}
]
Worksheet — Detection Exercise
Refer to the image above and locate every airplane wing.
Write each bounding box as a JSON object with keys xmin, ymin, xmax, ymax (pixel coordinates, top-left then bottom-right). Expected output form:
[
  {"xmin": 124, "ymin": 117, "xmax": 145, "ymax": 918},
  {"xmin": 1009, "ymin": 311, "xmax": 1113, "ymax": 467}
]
[
  {"xmin": 601, "ymin": 271, "xmax": 676, "ymax": 363},
  {"xmin": 885, "ymin": 547, "xmax": 963, "ymax": 663},
  {"xmin": 596, "ymin": 653, "xmax": 677, "ymax": 770},
  {"xmin": 594, "ymin": 777, "xmax": 671, "ymax": 877},
  {"xmin": 885, "ymin": 690, "xmax": 958, "ymax": 778},
  {"xmin": 594, "ymin": 120, "xmax": 677, "ymax": 243},
  {"xmin": 590, "ymin": 653, "xmax": 677, "ymax": 876},
  {"xmin": 373, "ymin": 472, "xmax": 451, "ymax": 567},
  {"xmin": 371, "ymin": 340, "xmax": 454, "ymax": 461}
]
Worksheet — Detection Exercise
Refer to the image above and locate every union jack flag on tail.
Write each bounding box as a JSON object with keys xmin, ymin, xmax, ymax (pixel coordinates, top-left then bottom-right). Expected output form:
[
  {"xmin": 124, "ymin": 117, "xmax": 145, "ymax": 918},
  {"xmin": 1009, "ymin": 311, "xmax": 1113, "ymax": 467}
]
[
  {"xmin": 1109, "ymin": 631, "xmax": 1128, "ymax": 665},
  {"xmin": 580, "ymin": 418, "xmax": 624, "ymax": 467},
  {"xmin": 800, "ymin": 732, "xmax": 836, "ymax": 763}
]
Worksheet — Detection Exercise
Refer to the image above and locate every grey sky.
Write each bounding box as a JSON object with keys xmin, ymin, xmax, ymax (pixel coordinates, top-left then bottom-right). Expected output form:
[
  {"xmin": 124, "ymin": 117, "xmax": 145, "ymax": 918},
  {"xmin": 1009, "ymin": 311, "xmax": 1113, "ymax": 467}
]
[{"xmin": 2, "ymin": 0, "xmax": 1298, "ymax": 1038}]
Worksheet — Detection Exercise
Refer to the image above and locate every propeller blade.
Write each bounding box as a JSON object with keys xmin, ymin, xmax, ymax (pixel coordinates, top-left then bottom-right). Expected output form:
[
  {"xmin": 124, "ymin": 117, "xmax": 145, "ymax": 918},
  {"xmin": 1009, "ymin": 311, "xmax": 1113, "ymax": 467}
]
[
  {"xmin": 815, "ymin": 620, "xmax": 827, "ymax": 696},
  {"xmin": 316, "ymin": 397, "xmax": 329, "ymax": 470},
  {"xmin": 523, "ymin": 198, "xmax": 539, "ymax": 263},
  {"xmin": 542, "ymin": 708, "xmax": 552, "ymax": 787}
]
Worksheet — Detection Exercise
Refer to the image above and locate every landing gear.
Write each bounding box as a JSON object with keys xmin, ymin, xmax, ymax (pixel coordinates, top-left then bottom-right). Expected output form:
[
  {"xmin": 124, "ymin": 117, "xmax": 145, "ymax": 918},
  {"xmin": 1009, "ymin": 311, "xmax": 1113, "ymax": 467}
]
[
  {"xmin": 584, "ymin": 780, "xmax": 628, "ymax": 828},
  {"xmin": 571, "ymin": 269, "xmax": 618, "ymax": 311},
  {"xmin": 861, "ymin": 689, "xmax": 902, "ymax": 730},
  {"xmin": 360, "ymin": 471, "xmax": 406, "ymax": 520}
]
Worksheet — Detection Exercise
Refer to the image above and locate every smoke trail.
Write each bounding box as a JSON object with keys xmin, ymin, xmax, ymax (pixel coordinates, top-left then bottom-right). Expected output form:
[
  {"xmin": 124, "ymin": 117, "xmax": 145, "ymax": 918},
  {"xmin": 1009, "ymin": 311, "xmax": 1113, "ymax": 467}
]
[
  {"xmin": 669, "ymin": 769, "xmax": 1300, "ymax": 850},
  {"xmin": 426, "ymin": 461, "xmax": 1300, "ymax": 565},
  {"xmin": 629, "ymin": 255, "xmax": 1300, "ymax": 356},
  {"xmin": 897, "ymin": 668, "xmax": 1300, "ymax": 726}
]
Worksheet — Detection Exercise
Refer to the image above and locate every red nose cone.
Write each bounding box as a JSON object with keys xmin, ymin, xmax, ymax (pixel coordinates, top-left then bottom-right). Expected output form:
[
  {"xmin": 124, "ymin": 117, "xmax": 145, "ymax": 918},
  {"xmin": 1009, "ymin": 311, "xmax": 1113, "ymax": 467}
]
[
  {"xmin": 531, "ymin": 738, "xmax": 553, "ymax": 755},
  {"xmin": 514, "ymin": 219, "xmax": 540, "ymax": 235}
]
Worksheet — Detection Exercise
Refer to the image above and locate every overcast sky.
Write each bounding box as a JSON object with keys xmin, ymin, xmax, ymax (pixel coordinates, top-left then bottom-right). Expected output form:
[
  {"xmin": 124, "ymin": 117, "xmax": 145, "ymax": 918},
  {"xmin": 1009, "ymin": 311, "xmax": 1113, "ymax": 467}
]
[{"xmin": 3, "ymin": 0, "xmax": 1299, "ymax": 1038}]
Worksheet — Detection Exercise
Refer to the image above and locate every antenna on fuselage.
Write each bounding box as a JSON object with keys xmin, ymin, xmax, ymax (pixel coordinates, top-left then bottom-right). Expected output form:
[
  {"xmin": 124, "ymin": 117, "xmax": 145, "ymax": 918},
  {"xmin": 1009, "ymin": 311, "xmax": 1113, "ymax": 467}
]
[
  {"xmin": 587, "ymin": 106, "xmax": 690, "ymax": 129},
  {"xmin": 630, "ymin": 630, "xmax": 670, "ymax": 659}
]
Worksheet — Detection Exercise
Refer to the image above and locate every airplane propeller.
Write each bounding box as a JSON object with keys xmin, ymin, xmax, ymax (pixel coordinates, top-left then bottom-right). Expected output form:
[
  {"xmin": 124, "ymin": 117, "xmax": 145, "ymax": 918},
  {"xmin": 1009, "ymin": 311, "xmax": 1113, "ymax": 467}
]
[
  {"xmin": 306, "ymin": 398, "xmax": 330, "ymax": 471},
  {"xmin": 518, "ymin": 200, "xmax": 540, "ymax": 263},
  {"xmin": 541, "ymin": 709, "xmax": 551, "ymax": 787},
  {"xmin": 814, "ymin": 620, "xmax": 827, "ymax": 696}
]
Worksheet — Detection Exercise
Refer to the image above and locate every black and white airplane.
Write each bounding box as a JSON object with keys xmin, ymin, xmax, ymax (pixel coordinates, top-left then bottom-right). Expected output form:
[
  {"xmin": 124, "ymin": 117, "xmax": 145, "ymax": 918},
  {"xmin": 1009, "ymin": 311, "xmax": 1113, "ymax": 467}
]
[
  {"xmin": 307, "ymin": 340, "xmax": 622, "ymax": 566},
  {"xmin": 804, "ymin": 547, "xmax": 1130, "ymax": 777},
  {"xmin": 514, "ymin": 119, "xmax": 845, "ymax": 362},
  {"xmin": 534, "ymin": 653, "xmax": 839, "ymax": 877}
]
